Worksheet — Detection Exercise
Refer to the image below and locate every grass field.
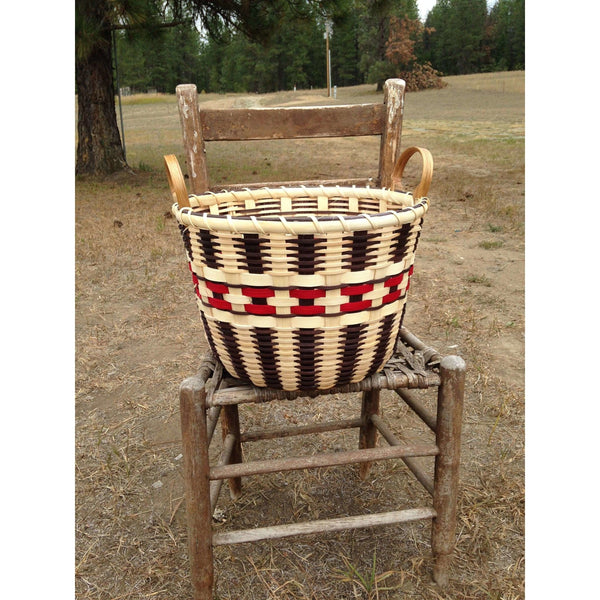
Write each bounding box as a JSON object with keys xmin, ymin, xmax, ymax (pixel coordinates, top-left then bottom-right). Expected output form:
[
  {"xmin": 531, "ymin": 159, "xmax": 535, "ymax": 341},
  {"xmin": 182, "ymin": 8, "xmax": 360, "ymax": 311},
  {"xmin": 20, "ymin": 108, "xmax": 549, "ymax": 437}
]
[{"xmin": 76, "ymin": 71, "xmax": 524, "ymax": 599}]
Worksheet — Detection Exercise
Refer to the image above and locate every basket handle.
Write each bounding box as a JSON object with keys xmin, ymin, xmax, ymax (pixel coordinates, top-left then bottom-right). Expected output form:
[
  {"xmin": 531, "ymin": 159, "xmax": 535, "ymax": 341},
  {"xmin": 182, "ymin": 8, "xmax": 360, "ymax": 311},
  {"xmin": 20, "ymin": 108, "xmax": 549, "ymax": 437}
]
[
  {"xmin": 164, "ymin": 154, "xmax": 190, "ymax": 208},
  {"xmin": 390, "ymin": 146, "xmax": 433, "ymax": 199}
]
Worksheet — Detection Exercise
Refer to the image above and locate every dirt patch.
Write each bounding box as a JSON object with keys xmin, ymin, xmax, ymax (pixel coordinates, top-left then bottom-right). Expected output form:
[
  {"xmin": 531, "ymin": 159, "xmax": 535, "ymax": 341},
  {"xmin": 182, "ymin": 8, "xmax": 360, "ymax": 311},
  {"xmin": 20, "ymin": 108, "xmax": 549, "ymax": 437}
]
[{"xmin": 76, "ymin": 74, "xmax": 524, "ymax": 599}]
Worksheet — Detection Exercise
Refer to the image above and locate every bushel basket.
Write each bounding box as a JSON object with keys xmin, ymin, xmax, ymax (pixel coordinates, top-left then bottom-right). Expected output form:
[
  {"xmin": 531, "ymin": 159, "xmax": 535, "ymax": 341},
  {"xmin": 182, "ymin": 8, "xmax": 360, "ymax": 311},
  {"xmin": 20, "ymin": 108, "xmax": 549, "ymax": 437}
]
[{"xmin": 165, "ymin": 147, "xmax": 433, "ymax": 392}]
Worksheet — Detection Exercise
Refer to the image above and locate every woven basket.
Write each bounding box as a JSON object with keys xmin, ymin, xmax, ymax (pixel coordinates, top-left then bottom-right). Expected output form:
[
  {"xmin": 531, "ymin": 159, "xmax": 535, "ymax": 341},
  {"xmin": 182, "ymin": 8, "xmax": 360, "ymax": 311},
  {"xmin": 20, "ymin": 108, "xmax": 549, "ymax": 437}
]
[{"xmin": 165, "ymin": 147, "xmax": 433, "ymax": 391}]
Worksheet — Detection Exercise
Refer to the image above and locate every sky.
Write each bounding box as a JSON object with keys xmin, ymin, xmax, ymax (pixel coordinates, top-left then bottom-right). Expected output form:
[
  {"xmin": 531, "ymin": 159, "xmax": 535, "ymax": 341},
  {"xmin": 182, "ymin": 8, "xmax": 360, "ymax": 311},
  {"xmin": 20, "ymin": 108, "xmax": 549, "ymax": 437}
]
[{"xmin": 417, "ymin": 1, "xmax": 436, "ymax": 21}]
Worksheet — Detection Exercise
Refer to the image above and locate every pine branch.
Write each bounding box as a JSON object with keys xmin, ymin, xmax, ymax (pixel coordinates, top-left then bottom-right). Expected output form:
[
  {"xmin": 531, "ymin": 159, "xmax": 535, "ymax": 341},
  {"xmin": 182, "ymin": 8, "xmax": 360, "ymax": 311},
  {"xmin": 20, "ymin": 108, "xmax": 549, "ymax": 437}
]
[{"xmin": 110, "ymin": 18, "xmax": 194, "ymax": 32}]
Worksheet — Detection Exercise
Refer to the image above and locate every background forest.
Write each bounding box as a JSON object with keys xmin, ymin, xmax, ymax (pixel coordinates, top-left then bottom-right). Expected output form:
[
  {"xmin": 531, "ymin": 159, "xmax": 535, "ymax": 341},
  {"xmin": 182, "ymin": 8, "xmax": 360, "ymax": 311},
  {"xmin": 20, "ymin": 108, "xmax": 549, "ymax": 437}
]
[{"xmin": 114, "ymin": 0, "xmax": 525, "ymax": 95}]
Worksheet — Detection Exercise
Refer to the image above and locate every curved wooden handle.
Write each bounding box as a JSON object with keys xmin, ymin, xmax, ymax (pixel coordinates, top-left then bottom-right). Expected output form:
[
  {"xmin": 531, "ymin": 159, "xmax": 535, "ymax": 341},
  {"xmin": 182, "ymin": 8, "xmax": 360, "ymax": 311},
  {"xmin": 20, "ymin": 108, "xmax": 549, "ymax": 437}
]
[
  {"xmin": 164, "ymin": 154, "xmax": 190, "ymax": 208},
  {"xmin": 390, "ymin": 147, "xmax": 433, "ymax": 199}
]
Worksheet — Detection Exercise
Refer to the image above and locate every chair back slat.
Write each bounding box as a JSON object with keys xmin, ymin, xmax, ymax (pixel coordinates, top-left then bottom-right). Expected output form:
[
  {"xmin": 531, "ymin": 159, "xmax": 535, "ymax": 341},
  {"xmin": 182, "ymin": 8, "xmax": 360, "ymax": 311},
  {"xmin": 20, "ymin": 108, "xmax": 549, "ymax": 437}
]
[{"xmin": 200, "ymin": 104, "xmax": 385, "ymax": 141}]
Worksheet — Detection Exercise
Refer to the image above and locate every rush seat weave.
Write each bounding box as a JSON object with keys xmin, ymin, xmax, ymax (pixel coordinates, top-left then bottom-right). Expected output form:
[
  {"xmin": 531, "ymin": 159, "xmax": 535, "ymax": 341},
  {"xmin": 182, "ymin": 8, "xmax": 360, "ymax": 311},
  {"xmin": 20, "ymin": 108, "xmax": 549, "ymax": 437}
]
[{"xmin": 166, "ymin": 147, "xmax": 433, "ymax": 391}]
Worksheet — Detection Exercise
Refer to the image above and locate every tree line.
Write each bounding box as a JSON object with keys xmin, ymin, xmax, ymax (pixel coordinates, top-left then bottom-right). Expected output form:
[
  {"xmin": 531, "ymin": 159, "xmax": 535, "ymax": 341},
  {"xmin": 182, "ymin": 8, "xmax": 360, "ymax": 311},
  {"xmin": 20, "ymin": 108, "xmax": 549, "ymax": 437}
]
[
  {"xmin": 75, "ymin": 0, "xmax": 523, "ymax": 175},
  {"xmin": 114, "ymin": 0, "xmax": 524, "ymax": 96}
]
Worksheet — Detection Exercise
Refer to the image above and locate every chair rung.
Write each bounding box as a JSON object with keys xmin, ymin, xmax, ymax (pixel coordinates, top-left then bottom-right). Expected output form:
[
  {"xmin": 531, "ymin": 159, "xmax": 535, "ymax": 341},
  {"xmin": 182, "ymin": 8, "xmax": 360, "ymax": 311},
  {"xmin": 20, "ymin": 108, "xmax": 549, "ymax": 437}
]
[
  {"xmin": 212, "ymin": 507, "xmax": 436, "ymax": 546},
  {"xmin": 240, "ymin": 417, "xmax": 363, "ymax": 442},
  {"xmin": 396, "ymin": 389, "xmax": 437, "ymax": 431},
  {"xmin": 209, "ymin": 442, "xmax": 438, "ymax": 481},
  {"xmin": 371, "ymin": 414, "xmax": 434, "ymax": 495}
]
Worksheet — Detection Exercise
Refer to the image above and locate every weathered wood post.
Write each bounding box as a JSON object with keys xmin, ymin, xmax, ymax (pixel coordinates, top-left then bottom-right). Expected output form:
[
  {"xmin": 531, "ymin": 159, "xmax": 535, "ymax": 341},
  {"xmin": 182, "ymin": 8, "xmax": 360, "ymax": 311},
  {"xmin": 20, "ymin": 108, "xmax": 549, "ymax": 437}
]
[
  {"xmin": 179, "ymin": 373, "xmax": 215, "ymax": 600},
  {"xmin": 358, "ymin": 389, "xmax": 380, "ymax": 479},
  {"xmin": 221, "ymin": 404, "xmax": 243, "ymax": 499},
  {"xmin": 431, "ymin": 355, "xmax": 466, "ymax": 586},
  {"xmin": 176, "ymin": 84, "xmax": 210, "ymax": 194},
  {"xmin": 379, "ymin": 78, "xmax": 405, "ymax": 189}
]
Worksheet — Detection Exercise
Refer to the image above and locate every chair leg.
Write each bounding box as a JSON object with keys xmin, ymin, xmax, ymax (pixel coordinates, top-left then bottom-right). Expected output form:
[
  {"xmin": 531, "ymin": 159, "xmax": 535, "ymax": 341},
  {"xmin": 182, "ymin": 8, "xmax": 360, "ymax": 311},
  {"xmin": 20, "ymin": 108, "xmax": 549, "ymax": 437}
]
[
  {"xmin": 221, "ymin": 404, "xmax": 242, "ymax": 499},
  {"xmin": 358, "ymin": 389, "xmax": 380, "ymax": 479},
  {"xmin": 431, "ymin": 355, "xmax": 466, "ymax": 587},
  {"xmin": 180, "ymin": 375, "xmax": 215, "ymax": 600}
]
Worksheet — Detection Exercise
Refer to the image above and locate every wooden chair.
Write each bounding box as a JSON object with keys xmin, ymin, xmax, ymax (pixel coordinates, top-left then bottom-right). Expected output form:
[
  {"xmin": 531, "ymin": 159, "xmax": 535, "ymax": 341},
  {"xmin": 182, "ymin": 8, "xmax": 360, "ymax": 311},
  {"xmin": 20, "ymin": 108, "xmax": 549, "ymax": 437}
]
[{"xmin": 169, "ymin": 80, "xmax": 465, "ymax": 599}]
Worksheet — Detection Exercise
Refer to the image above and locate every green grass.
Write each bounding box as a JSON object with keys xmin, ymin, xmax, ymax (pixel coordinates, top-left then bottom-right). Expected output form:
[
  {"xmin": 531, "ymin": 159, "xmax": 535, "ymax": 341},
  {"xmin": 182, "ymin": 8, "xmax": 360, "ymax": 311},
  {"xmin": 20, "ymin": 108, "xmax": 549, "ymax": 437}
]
[
  {"xmin": 466, "ymin": 274, "xmax": 493, "ymax": 286},
  {"xmin": 334, "ymin": 551, "xmax": 400, "ymax": 599},
  {"xmin": 479, "ymin": 240, "xmax": 504, "ymax": 250}
]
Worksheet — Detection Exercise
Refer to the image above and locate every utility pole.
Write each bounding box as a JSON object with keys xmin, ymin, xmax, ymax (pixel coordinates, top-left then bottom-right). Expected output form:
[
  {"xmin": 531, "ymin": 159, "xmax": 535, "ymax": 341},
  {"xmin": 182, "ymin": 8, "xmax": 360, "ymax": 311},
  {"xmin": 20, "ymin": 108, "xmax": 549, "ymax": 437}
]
[{"xmin": 324, "ymin": 19, "xmax": 333, "ymax": 97}]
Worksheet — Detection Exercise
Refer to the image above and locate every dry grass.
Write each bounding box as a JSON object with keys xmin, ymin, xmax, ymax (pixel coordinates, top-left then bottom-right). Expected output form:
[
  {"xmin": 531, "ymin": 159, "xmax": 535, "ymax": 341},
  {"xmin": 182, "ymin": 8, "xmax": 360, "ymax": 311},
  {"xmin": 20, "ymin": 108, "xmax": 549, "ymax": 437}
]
[{"xmin": 76, "ymin": 71, "xmax": 524, "ymax": 599}]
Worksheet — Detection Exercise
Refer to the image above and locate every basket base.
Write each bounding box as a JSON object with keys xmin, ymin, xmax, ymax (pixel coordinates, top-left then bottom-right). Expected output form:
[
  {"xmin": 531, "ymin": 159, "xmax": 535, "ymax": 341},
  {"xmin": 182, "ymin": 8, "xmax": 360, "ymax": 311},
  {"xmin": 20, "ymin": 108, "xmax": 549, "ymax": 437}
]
[{"xmin": 200, "ymin": 312, "xmax": 403, "ymax": 392}]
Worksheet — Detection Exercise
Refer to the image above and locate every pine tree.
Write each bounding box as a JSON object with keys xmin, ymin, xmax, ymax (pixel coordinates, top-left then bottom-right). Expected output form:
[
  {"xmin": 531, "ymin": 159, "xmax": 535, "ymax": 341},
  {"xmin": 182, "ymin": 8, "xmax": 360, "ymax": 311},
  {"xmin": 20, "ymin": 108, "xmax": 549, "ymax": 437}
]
[
  {"xmin": 488, "ymin": 0, "xmax": 525, "ymax": 70},
  {"xmin": 424, "ymin": 0, "xmax": 488, "ymax": 75}
]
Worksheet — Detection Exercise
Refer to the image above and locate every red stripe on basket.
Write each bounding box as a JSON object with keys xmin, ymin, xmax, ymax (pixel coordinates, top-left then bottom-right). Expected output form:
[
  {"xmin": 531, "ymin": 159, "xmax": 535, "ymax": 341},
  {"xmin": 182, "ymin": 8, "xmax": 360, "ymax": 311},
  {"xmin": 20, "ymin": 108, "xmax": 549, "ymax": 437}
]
[
  {"xmin": 206, "ymin": 281, "xmax": 229, "ymax": 295},
  {"xmin": 244, "ymin": 303, "xmax": 276, "ymax": 315},
  {"xmin": 291, "ymin": 305, "xmax": 326, "ymax": 315},
  {"xmin": 289, "ymin": 288, "xmax": 327, "ymax": 299},
  {"xmin": 382, "ymin": 290, "xmax": 402, "ymax": 304},
  {"xmin": 208, "ymin": 297, "xmax": 232, "ymax": 310},
  {"xmin": 341, "ymin": 284, "xmax": 373, "ymax": 296},
  {"xmin": 189, "ymin": 263, "xmax": 200, "ymax": 287},
  {"xmin": 242, "ymin": 287, "xmax": 275, "ymax": 298},
  {"xmin": 409, "ymin": 265, "xmax": 414, "ymax": 276},
  {"xmin": 340, "ymin": 300, "xmax": 372, "ymax": 312},
  {"xmin": 385, "ymin": 273, "xmax": 404, "ymax": 288}
]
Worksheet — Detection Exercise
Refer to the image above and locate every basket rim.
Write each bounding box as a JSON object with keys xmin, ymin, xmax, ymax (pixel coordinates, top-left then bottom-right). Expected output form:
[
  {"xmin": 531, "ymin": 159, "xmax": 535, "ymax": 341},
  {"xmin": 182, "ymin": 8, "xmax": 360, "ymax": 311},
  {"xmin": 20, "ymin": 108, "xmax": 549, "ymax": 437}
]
[
  {"xmin": 173, "ymin": 185, "xmax": 429, "ymax": 234},
  {"xmin": 191, "ymin": 184, "xmax": 415, "ymax": 203}
]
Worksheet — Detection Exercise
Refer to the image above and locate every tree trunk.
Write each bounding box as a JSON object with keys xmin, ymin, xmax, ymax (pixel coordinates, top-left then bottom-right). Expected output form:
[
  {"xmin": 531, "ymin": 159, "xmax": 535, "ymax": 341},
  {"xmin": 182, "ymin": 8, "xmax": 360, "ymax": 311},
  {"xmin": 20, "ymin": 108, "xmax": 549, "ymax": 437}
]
[{"xmin": 76, "ymin": 5, "xmax": 128, "ymax": 175}]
